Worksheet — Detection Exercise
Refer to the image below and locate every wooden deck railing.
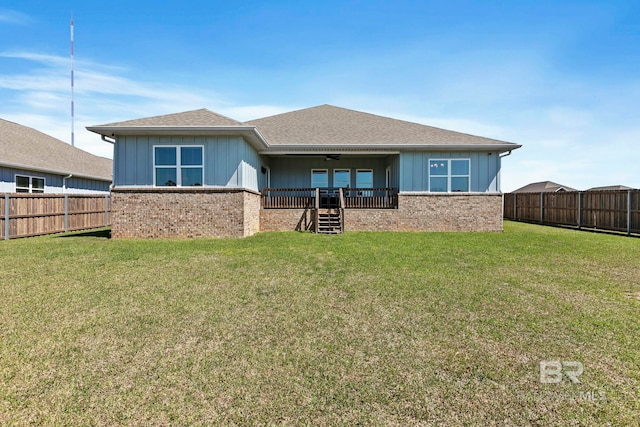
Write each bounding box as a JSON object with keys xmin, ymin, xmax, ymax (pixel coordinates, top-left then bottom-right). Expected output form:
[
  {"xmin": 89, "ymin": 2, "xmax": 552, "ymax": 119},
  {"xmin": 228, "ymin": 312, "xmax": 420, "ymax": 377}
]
[
  {"xmin": 261, "ymin": 188, "xmax": 316, "ymax": 209},
  {"xmin": 343, "ymin": 188, "xmax": 398, "ymax": 209},
  {"xmin": 261, "ymin": 187, "xmax": 399, "ymax": 209}
]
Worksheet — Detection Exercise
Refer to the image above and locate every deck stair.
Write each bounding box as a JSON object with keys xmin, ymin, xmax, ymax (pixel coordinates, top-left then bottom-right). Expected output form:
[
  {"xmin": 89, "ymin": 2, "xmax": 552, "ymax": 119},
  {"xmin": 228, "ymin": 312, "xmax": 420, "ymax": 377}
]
[{"xmin": 317, "ymin": 210, "xmax": 342, "ymax": 234}]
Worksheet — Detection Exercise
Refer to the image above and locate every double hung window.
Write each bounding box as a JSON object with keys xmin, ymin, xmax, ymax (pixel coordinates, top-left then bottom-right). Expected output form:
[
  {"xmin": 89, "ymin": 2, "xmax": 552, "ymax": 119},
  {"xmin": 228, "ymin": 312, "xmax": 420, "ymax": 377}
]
[
  {"xmin": 311, "ymin": 169, "xmax": 329, "ymax": 188},
  {"xmin": 15, "ymin": 175, "xmax": 45, "ymax": 193},
  {"xmin": 429, "ymin": 159, "xmax": 470, "ymax": 192},
  {"xmin": 154, "ymin": 146, "xmax": 203, "ymax": 187}
]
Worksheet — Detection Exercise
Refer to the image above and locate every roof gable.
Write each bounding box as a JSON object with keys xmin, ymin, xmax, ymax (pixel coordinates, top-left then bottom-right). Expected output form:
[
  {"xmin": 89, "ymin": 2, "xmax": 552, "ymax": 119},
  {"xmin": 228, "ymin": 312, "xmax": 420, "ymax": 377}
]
[{"xmin": 0, "ymin": 118, "xmax": 112, "ymax": 181}]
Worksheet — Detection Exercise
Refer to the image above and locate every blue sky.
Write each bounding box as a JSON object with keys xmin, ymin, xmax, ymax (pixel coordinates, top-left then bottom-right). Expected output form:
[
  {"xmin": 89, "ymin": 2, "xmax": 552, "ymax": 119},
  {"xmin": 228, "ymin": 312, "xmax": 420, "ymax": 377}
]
[{"xmin": 1, "ymin": 0, "xmax": 638, "ymax": 191}]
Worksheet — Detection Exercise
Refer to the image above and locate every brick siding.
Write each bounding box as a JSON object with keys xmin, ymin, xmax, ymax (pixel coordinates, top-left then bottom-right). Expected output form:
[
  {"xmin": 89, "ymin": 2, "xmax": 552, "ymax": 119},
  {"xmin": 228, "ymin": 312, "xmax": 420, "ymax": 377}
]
[
  {"xmin": 396, "ymin": 193, "xmax": 503, "ymax": 232},
  {"xmin": 112, "ymin": 189, "xmax": 502, "ymax": 238},
  {"xmin": 262, "ymin": 193, "xmax": 503, "ymax": 233},
  {"xmin": 111, "ymin": 188, "xmax": 260, "ymax": 238}
]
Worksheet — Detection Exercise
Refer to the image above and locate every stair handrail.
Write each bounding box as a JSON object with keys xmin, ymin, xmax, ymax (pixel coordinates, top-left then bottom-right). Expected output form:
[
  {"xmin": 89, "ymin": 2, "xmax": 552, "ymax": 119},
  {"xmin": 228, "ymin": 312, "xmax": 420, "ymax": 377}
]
[
  {"xmin": 338, "ymin": 188, "xmax": 345, "ymax": 233},
  {"xmin": 314, "ymin": 188, "xmax": 320, "ymax": 233},
  {"xmin": 295, "ymin": 199, "xmax": 315, "ymax": 232}
]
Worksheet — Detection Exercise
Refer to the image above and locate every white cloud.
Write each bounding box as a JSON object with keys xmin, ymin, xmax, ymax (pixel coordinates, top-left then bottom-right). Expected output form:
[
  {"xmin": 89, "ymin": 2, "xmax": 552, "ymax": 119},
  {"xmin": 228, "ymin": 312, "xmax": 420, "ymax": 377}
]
[{"xmin": 0, "ymin": 9, "xmax": 32, "ymax": 25}]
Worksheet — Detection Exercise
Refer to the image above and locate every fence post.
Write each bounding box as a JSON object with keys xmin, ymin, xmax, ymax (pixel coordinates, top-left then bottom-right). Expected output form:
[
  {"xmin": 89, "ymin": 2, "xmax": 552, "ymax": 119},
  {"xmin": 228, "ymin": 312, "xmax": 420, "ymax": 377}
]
[
  {"xmin": 4, "ymin": 194, "xmax": 9, "ymax": 240},
  {"xmin": 540, "ymin": 192, "xmax": 544, "ymax": 224},
  {"xmin": 513, "ymin": 193, "xmax": 517, "ymax": 220},
  {"xmin": 105, "ymin": 194, "xmax": 109, "ymax": 226},
  {"xmin": 628, "ymin": 190, "xmax": 632, "ymax": 237},
  {"xmin": 64, "ymin": 194, "xmax": 69, "ymax": 233},
  {"xmin": 577, "ymin": 192, "xmax": 583, "ymax": 229}
]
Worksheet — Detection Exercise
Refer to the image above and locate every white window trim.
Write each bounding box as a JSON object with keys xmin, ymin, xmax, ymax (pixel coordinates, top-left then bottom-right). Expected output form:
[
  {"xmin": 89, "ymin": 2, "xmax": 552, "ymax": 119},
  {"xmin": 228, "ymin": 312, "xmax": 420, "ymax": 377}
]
[
  {"xmin": 153, "ymin": 145, "xmax": 204, "ymax": 187},
  {"xmin": 15, "ymin": 174, "xmax": 45, "ymax": 193},
  {"xmin": 355, "ymin": 169, "xmax": 374, "ymax": 188},
  {"xmin": 428, "ymin": 158, "xmax": 471, "ymax": 192},
  {"xmin": 311, "ymin": 169, "xmax": 329, "ymax": 188},
  {"xmin": 333, "ymin": 168, "xmax": 351, "ymax": 188}
]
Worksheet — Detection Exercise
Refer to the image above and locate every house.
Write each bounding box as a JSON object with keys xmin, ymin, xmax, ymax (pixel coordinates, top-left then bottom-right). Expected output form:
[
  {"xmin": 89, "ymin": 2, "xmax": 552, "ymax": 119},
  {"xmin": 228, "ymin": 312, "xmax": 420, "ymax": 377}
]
[
  {"xmin": 0, "ymin": 118, "xmax": 111, "ymax": 194},
  {"xmin": 587, "ymin": 185, "xmax": 634, "ymax": 191},
  {"xmin": 87, "ymin": 105, "xmax": 521, "ymax": 238},
  {"xmin": 513, "ymin": 181, "xmax": 577, "ymax": 193}
]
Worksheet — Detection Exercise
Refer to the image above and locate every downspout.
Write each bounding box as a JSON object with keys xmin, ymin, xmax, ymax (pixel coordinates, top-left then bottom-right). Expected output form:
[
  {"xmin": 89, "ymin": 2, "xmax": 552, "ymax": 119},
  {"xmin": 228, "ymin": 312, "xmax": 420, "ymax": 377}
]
[
  {"xmin": 63, "ymin": 174, "xmax": 73, "ymax": 194},
  {"xmin": 497, "ymin": 151, "xmax": 512, "ymax": 194},
  {"xmin": 101, "ymin": 135, "xmax": 115, "ymax": 190}
]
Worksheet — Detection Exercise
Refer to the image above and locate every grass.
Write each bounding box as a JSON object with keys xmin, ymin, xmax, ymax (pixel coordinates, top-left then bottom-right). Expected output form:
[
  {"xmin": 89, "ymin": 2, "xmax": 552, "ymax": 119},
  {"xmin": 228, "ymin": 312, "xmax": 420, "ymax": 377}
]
[{"xmin": 0, "ymin": 221, "xmax": 639, "ymax": 425}]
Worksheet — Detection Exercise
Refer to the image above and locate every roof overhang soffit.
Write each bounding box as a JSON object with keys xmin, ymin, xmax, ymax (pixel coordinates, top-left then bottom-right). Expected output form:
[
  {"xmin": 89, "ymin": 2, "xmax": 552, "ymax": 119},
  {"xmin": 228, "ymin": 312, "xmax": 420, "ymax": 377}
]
[
  {"xmin": 86, "ymin": 125, "xmax": 521, "ymax": 155},
  {"xmin": 259, "ymin": 143, "xmax": 521, "ymax": 155},
  {"xmin": 86, "ymin": 126, "xmax": 270, "ymax": 151}
]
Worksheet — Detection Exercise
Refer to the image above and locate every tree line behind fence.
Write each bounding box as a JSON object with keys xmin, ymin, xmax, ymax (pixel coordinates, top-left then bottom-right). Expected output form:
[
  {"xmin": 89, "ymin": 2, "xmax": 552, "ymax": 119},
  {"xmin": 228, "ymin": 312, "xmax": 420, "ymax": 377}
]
[
  {"xmin": 0, "ymin": 194, "xmax": 110, "ymax": 240},
  {"xmin": 504, "ymin": 190, "xmax": 640, "ymax": 236}
]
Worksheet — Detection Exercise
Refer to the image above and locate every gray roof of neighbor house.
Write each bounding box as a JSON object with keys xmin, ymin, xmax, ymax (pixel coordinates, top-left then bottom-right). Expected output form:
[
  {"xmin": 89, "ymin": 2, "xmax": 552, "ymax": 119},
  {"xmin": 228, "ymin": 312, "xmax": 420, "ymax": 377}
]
[
  {"xmin": 0, "ymin": 118, "xmax": 112, "ymax": 181},
  {"xmin": 513, "ymin": 181, "xmax": 578, "ymax": 193},
  {"xmin": 587, "ymin": 185, "xmax": 634, "ymax": 191},
  {"xmin": 88, "ymin": 104, "xmax": 521, "ymax": 153}
]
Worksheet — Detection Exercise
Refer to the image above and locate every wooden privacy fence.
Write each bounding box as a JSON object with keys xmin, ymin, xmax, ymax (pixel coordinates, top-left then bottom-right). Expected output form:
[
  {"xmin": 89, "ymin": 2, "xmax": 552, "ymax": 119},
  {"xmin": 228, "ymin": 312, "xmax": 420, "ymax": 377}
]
[
  {"xmin": 0, "ymin": 194, "xmax": 110, "ymax": 240},
  {"xmin": 504, "ymin": 190, "xmax": 640, "ymax": 236}
]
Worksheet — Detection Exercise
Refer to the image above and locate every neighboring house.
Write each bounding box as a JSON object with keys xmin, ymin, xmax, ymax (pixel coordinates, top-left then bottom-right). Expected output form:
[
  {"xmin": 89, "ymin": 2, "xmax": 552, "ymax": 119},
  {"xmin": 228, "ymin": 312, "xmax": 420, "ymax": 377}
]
[
  {"xmin": 87, "ymin": 105, "xmax": 521, "ymax": 238},
  {"xmin": 513, "ymin": 181, "xmax": 578, "ymax": 193},
  {"xmin": 587, "ymin": 185, "xmax": 634, "ymax": 191},
  {"xmin": 0, "ymin": 118, "xmax": 112, "ymax": 194}
]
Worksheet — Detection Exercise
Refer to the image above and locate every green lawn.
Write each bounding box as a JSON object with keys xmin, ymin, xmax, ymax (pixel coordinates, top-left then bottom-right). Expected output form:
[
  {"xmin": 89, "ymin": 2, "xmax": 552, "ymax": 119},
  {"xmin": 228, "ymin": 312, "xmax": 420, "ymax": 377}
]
[{"xmin": 1, "ymin": 222, "xmax": 639, "ymax": 425}]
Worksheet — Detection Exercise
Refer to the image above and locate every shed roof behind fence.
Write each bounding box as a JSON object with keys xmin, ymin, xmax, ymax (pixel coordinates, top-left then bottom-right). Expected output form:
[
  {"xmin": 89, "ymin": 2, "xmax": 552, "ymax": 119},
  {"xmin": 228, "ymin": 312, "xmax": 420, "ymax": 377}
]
[{"xmin": 513, "ymin": 181, "xmax": 578, "ymax": 193}]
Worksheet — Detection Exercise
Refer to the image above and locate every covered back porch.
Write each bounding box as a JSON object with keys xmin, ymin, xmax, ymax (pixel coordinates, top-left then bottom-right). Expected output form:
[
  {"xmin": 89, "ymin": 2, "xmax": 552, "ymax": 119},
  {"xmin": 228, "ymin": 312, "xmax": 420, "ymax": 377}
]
[{"xmin": 259, "ymin": 153, "xmax": 399, "ymax": 207}]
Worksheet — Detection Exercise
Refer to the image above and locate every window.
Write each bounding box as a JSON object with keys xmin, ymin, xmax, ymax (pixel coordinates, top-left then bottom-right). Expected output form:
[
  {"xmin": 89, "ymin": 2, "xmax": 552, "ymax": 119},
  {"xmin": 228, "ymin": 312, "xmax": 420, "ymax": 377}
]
[
  {"xmin": 333, "ymin": 169, "xmax": 350, "ymax": 188},
  {"xmin": 429, "ymin": 159, "xmax": 470, "ymax": 192},
  {"xmin": 311, "ymin": 169, "xmax": 328, "ymax": 188},
  {"xmin": 356, "ymin": 169, "xmax": 373, "ymax": 196},
  {"xmin": 15, "ymin": 175, "xmax": 45, "ymax": 193},
  {"xmin": 356, "ymin": 169, "xmax": 373, "ymax": 188},
  {"xmin": 154, "ymin": 146, "xmax": 203, "ymax": 187}
]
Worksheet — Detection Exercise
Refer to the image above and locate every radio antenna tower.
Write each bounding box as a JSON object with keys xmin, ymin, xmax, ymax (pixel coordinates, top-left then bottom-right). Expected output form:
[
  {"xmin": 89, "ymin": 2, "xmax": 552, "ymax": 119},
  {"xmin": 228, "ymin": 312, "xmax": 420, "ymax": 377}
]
[{"xmin": 70, "ymin": 16, "xmax": 75, "ymax": 146}]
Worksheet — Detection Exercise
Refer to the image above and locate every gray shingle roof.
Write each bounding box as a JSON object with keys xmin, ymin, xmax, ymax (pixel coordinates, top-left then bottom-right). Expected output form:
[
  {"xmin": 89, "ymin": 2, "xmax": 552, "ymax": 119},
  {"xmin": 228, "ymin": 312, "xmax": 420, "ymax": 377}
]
[
  {"xmin": 95, "ymin": 108, "xmax": 243, "ymax": 127},
  {"xmin": 587, "ymin": 185, "xmax": 634, "ymax": 191},
  {"xmin": 0, "ymin": 118, "xmax": 112, "ymax": 181},
  {"xmin": 88, "ymin": 104, "xmax": 521, "ymax": 152},
  {"xmin": 245, "ymin": 104, "xmax": 514, "ymax": 147},
  {"xmin": 513, "ymin": 181, "xmax": 578, "ymax": 193}
]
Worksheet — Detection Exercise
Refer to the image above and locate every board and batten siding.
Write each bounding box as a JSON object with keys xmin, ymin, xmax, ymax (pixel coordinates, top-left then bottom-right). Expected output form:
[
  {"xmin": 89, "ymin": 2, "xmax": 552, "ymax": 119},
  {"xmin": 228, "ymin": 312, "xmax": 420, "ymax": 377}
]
[
  {"xmin": 399, "ymin": 151, "xmax": 500, "ymax": 193},
  {"xmin": 0, "ymin": 166, "xmax": 110, "ymax": 194},
  {"xmin": 113, "ymin": 135, "xmax": 264, "ymax": 192},
  {"xmin": 267, "ymin": 156, "xmax": 397, "ymax": 189}
]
